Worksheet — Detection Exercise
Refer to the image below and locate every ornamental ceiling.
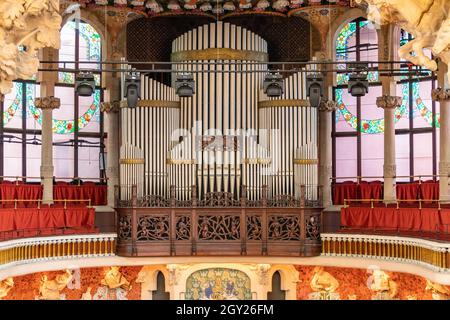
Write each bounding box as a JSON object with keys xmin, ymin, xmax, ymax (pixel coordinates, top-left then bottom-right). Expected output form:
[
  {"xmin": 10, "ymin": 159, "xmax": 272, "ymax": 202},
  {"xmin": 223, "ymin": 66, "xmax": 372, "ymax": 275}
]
[{"xmin": 63, "ymin": 0, "xmax": 351, "ymax": 18}]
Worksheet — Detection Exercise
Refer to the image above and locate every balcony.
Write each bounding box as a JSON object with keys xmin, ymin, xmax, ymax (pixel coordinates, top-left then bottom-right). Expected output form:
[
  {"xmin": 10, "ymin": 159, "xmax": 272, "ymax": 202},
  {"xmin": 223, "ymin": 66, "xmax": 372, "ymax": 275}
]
[{"xmin": 115, "ymin": 185, "xmax": 323, "ymax": 257}]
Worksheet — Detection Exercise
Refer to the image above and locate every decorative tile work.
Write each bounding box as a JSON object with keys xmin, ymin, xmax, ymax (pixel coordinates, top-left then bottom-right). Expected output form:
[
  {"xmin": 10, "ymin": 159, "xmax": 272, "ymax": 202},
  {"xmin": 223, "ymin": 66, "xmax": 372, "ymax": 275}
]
[{"xmin": 185, "ymin": 268, "xmax": 252, "ymax": 300}]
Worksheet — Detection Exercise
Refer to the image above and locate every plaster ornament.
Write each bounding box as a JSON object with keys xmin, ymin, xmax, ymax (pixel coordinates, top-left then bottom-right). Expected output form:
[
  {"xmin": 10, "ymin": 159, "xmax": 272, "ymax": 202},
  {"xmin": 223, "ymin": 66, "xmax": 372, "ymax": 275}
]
[
  {"xmin": 184, "ymin": 0, "xmax": 197, "ymax": 9},
  {"xmin": 356, "ymin": 0, "xmax": 450, "ymax": 82},
  {"xmin": 223, "ymin": 1, "xmax": 236, "ymax": 11},
  {"xmin": 289, "ymin": 0, "xmax": 303, "ymax": 8},
  {"xmin": 131, "ymin": 0, "xmax": 146, "ymax": 6},
  {"xmin": 0, "ymin": 0, "xmax": 61, "ymax": 95},
  {"xmin": 168, "ymin": 0, "xmax": 181, "ymax": 10},
  {"xmin": 273, "ymin": 0, "xmax": 289, "ymax": 11},
  {"xmin": 37, "ymin": 270, "xmax": 73, "ymax": 300},
  {"xmin": 239, "ymin": 0, "xmax": 252, "ymax": 9},
  {"xmin": 255, "ymin": 0, "xmax": 270, "ymax": 10},
  {"xmin": 250, "ymin": 264, "xmax": 271, "ymax": 286},
  {"xmin": 114, "ymin": 0, "xmax": 128, "ymax": 5},
  {"xmin": 200, "ymin": 2, "xmax": 212, "ymax": 11},
  {"xmin": 425, "ymin": 280, "xmax": 450, "ymax": 300},
  {"xmin": 367, "ymin": 268, "xmax": 398, "ymax": 300},
  {"xmin": 101, "ymin": 266, "xmax": 131, "ymax": 291},
  {"xmin": 212, "ymin": 3, "xmax": 224, "ymax": 14},
  {"xmin": 0, "ymin": 277, "xmax": 14, "ymax": 300}
]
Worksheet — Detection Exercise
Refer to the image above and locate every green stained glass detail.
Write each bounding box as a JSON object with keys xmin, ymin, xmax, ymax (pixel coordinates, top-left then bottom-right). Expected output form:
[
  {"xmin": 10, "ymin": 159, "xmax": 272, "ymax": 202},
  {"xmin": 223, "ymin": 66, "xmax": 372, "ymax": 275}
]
[{"xmin": 2, "ymin": 82, "xmax": 22, "ymax": 126}]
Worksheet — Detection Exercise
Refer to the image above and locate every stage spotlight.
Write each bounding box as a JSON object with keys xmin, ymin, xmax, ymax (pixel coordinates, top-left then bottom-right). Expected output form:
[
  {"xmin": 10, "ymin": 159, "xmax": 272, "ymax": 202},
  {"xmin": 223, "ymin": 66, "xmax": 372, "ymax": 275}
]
[
  {"xmin": 348, "ymin": 72, "xmax": 369, "ymax": 97},
  {"xmin": 263, "ymin": 72, "xmax": 284, "ymax": 97},
  {"xmin": 175, "ymin": 73, "xmax": 195, "ymax": 97},
  {"xmin": 75, "ymin": 72, "xmax": 95, "ymax": 97},
  {"xmin": 306, "ymin": 72, "xmax": 323, "ymax": 108},
  {"xmin": 348, "ymin": 63, "xmax": 369, "ymax": 97},
  {"xmin": 125, "ymin": 71, "xmax": 141, "ymax": 108}
]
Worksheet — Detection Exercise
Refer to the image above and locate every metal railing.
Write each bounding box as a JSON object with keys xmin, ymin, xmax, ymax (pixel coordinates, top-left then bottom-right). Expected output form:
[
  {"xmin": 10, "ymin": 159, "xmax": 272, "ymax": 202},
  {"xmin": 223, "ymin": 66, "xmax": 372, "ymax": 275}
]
[{"xmin": 342, "ymin": 198, "xmax": 446, "ymax": 209}]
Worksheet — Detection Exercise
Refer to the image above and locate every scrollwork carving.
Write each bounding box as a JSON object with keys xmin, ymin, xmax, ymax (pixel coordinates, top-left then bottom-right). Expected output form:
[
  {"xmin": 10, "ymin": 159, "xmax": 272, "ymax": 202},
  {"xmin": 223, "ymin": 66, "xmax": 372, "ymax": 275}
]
[
  {"xmin": 246, "ymin": 215, "xmax": 262, "ymax": 240},
  {"xmin": 175, "ymin": 215, "xmax": 191, "ymax": 240},
  {"xmin": 199, "ymin": 192, "xmax": 240, "ymax": 207},
  {"xmin": 198, "ymin": 215, "xmax": 240, "ymax": 240},
  {"xmin": 118, "ymin": 215, "xmax": 131, "ymax": 240},
  {"xmin": 137, "ymin": 215, "xmax": 170, "ymax": 241},
  {"xmin": 306, "ymin": 215, "xmax": 321, "ymax": 240},
  {"xmin": 268, "ymin": 215, "xmax": 301, "ymax": 240}
]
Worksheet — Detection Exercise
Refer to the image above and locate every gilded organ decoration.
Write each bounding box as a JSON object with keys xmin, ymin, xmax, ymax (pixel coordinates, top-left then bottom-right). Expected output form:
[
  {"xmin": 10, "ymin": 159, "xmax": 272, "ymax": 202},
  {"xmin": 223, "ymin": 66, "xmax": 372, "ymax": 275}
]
[
  {"xmin": 36, "ymin": 270, "xmax": 73, "ymax": 300},
  {"xmin": 0, "ymin": 0, "xmax": 61, "ymax": 94},
  {"xmin": 309, "ymin": 266, "xmax": 340, "ymax": 300}
]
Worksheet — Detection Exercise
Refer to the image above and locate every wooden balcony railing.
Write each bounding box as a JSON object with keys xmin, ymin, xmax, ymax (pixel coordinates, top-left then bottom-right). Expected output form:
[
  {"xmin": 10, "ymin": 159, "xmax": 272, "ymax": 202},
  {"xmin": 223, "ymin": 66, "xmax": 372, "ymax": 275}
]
[{"xmin": 114, "ymin": 185, "xmax": 323, "ymax": 257}]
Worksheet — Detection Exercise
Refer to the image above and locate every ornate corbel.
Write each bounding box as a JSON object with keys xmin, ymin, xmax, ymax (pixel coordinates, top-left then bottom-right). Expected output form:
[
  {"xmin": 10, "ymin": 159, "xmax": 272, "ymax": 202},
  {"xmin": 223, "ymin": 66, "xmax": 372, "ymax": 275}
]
[
  {"xmin": 376, "ymin": 95, "xmax": 402, "ymax": 109},
  {"xmin": 35, "ymin": 96, "xmax": 61, "ymax": 110},
  {"xmin": 432, "ymin": 88, "xmax": 450, "ymax": 102},
  {"xmin": 318, "ymin": 100, "xmax": 338, "ymax": 112}
]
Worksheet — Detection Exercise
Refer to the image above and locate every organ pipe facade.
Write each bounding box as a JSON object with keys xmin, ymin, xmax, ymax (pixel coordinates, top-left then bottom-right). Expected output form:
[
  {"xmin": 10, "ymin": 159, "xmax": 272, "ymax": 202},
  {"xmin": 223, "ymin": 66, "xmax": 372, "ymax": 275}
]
[{"xmin": 119, "ymin": 22, "xmax": 318, "ymax": 202}]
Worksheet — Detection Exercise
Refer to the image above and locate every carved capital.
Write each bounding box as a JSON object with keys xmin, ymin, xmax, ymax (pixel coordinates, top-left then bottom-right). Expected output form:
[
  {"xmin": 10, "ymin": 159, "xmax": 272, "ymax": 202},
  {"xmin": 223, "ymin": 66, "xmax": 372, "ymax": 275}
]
[
  {"xmin": 35, "ymin": 97, "xmax": 60, "ymax": 110},
  {"xmin": 318, "ymin": 100, "xmax": 338, "ymax": 112},
  {"xmin": 439, "ymin": 162, "xmax": 450, "ymax": 174},
  {"xmin": 383, "ymin": 164, "xmax": 396, "ymax": 178},
  {"xmin": 432, "ymin": 88, "xmax": 450, "ymax": 102},
  {"xmin": 376, "ymin": 95, "xmax": 402, "ymax": 109},
  {"xmin": 101, "ymin": 101, "xmax": 121, "ymax": 113}
]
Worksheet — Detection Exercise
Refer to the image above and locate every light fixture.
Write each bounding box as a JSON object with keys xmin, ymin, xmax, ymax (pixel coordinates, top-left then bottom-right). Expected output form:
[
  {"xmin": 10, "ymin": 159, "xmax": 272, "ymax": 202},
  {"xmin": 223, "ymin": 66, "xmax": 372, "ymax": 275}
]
[
  {"xmin": 175, "ymin": 73, "xmax": 195, "ymax": 97},
  {"xmin": 348, "ymin": 62, "xmax": 369, "ymax": 97},
  {"xmin": 75, "ymin": 72, "xmax": 96, "ymax": 97},
  {"xmin": 306, "ymin": 72, "xmax": 324, "ymax": 108},
  {"xmin": 263, "ymin": 72, "xmax": 284, "ymax": 97},
  {"xmin": 125, "ymin": 70, "xmax": 141, "ymax": 108}
]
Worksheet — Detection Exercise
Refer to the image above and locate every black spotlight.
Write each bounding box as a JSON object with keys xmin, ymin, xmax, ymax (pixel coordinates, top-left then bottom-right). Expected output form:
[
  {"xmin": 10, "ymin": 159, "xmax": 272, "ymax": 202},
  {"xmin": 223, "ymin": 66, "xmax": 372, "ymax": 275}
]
[
  {"xmin": 348, "ymin": 63, "xmax": 369, "ymax": 97},
  {"xmin": 125, "ymin": 71, "xmax": 140, "ymax": 108},
  {"xmin": 306, "ymin": 72, "xmax": 324, "ymax": 108},
  {"xmin": 263, "ymin": 72, "xmax": 284, "ymax": 97},
  {"xmin": 175, "ymin": 73, "xmax": 195, "ymax": 97},
  {"xmin": 75, "ymin": 72, "xmax": 95, "ymax": 97}
]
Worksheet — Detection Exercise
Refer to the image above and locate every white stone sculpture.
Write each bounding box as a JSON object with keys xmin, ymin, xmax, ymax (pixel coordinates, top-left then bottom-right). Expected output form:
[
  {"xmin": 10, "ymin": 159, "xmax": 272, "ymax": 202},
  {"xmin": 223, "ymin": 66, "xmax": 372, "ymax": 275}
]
[
  {"xmin": 0, "ymin": 0, "xmax": 61, "ymax": 95},
  {"xmin": 356, "ymin": 0, "xmax": 450, "ymax": 81}
]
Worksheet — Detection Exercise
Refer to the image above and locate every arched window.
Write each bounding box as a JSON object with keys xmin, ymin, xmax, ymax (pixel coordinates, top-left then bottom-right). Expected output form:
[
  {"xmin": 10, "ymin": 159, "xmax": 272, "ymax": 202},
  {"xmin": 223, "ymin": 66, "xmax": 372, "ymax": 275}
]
[
  {"xmin": 333, "ymin": 18, "xmax": 382, "ymax": 181},
  {"xmin": 267, "ymin": 271, "xmax": 286, "ymax": 300},
  {"xmin": 152, "ymin": 271, "xmax": 170, "ymax": 300},
  {"xmin": 0, "ymin": 19, "xmax": 106, "ymax": 181},
  {"xmin": 332, "ymin": 21, "xmax": 438, "ymax": 183}
]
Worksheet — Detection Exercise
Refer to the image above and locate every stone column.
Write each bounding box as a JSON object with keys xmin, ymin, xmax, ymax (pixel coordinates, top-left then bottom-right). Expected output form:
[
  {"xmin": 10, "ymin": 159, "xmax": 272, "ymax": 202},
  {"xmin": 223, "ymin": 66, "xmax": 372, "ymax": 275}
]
[
  {"xmin": 377, "ymin": 95, "xmax": 401, "ymax": 203},
  {"xmin": 101, "ymin": 100, "xmax": 120, "ymax": 207},
  {"xmin": 36, "ymin": 48, "xmax": 59, "ymax": 204},
  {"xmin": 433, "ymin": 88, "xmax": 450, "ymax": 202},
  {"xmin": 318, "ymin": 100, "xmax": 338, "ymax": 207},
  {"xmin": 35, "ymin": 97, "xmax": 60, "ymax": 204}
]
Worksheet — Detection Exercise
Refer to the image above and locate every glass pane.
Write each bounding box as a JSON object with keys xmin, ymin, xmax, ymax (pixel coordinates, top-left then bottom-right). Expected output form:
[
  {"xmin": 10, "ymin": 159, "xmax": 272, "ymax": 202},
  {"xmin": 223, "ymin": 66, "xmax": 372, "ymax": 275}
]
[
  {"xmin": 27, "ymin": 83, "xmax": 42, "ymax": 130},
  {"xmin": 78, "ymin": 90, "xmax": 101, "ymax": 133},
  {"xmin": 413, "ymin": 133, "xmax": 433, "ymax": 178},
  {"xmin": 26, "ymin": 134, "xmax": 41, "ymax": 181},
  {"xmin": 361, "ymin": 133, "xmax": 384, "ymax": 180},
  {"xmin": 360, "ymin": 85, "xmax": 383, "ymax": 134},
  {"xmin": 335, "ymin": 136, "xmax": 357, "ymax": 181},
  {"xmin": 59, "ymin": 21, "xmax": 76, "ymax": 84},
  {"xmin": 414, "ymin": 80, "xmax": 433, "ymax": 128},
  {"xmin": 54, "ymin": 145, "xmax": 74, "ymax": 178},
  {"xmin": 54, "ymin": 86, "xmax": 75, "ymax": 135},
  {"xmin": 395, "ymin": 82, "xmax": 409, "ymax": 129},
  {"xmin": 4, "ymin": 82, "xmax": 23, "ymax": 129},
  {"xmin": 395, "ymin": 134, "xmax": 410, "ymax": 182},
  {"xmin": 335, "ymin": 89, "xmax": 357, "ymax": 132},
  {"xmin": 4, "ymin": 134, "xmax": 22, "ymax": 178},
  {"xmin": 78, "ymin": 138, "xmax": 100, "ymax": 180}
]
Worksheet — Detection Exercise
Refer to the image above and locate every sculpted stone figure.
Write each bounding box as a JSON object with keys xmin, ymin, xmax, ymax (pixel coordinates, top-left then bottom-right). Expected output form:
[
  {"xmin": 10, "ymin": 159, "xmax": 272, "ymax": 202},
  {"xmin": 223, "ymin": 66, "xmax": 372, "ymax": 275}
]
[
  {"xmin": 425, "ymin": 280, "xmax": 450, "ymax": 300},
  {"xmin": 310, "ymin": 266, "xmax": 340, "ymax": 293},
  {"xmin": 37, "ymin": 269, "xmax": 73, "ymax": 300},
  {"xmin": 356, "ymin": 0, "xmax": 450, "ymax": 81},
  {"xmin": 101, "ymin": 266, "xmax": 131, "ymax": 291},
  {"xmin": 367, "ymin": 269, "xmax": 398, "ymax": 299},
  {"xmin": 0, "ymin": 277, "xmax": 14, "ymax": 300},
  {"xmin": 0, "ymin": 0, "xmax": 61, "ymax": 94}
]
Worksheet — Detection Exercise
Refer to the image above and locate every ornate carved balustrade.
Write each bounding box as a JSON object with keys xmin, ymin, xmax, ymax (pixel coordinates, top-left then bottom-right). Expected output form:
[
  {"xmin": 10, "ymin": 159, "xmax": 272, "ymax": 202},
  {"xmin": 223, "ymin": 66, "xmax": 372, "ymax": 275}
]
[{"xmin": 115, "ymin": 185, "xmax": 322, "ymax": 257}]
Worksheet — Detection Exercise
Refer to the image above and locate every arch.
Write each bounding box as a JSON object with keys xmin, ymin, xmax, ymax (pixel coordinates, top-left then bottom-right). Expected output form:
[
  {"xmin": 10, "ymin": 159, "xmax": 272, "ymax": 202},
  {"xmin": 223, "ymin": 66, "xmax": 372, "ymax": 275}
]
[
  {"xmin": 135, "ymin": 265, "xmax": 171, "ymax": 300},
  {"xmin": 265, "ymin": 265, "xmax": 299, "ymax": 300}
]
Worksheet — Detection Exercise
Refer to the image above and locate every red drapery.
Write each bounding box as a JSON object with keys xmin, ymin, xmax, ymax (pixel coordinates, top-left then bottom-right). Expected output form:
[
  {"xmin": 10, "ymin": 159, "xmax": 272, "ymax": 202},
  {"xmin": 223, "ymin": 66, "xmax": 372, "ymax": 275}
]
[
  {"xmin": 396, "ymin": 182, "xmax": 420, "ymax": 201},
  {"xmin": 332, "ymin": 182, "xmax": 358, "ymax": 205},
  {"xmin": 341, "ymin": 206, "xmax": 447, "ymax": 232},
  {"xmin": 0, "ymin": 207, "xmax": 95, "ymax": 233},
  {"xmin": 53, "ymin": 185, "xmax": 107, "ymax": 205}
]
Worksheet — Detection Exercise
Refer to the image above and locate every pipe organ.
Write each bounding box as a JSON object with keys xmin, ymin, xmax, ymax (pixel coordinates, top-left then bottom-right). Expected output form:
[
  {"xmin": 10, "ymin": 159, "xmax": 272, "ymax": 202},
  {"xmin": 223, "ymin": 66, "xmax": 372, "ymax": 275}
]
[{"xmin": 119, "ymin": 22, "xmax": 318, "ymax": 202}]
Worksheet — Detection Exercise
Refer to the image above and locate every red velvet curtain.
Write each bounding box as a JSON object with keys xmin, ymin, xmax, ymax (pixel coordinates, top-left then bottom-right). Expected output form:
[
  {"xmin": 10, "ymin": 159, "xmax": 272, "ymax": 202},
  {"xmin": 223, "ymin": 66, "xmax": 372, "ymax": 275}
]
[
  {"xmin": 419, "ymin": 181, "xmax": 439, "ymax": 202},
  {"xmin": 341, "ymin": 207, "xmax": 443, "ymax": 232},
  {"xmin": 396, "ymin": 182, "xmax": 420, "ymax": 201},
  {"xmin": 53, "ymin": 185, "xmax": 106, "ymax": 205},
  {"xmin": 333, "ymin": 182, "xmax": 358, "ymax": 205}
]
